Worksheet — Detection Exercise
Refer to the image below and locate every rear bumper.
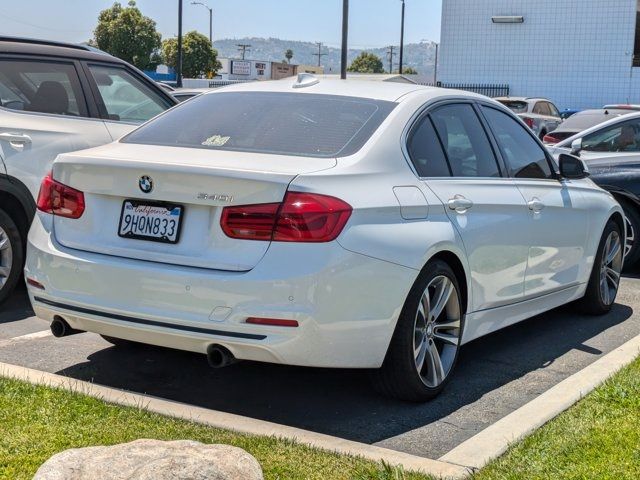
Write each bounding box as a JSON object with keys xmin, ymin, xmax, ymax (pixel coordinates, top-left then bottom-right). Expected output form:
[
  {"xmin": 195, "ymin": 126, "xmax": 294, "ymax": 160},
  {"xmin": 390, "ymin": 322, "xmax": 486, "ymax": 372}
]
[{"xmin": 25, "ymin": 213, "xmax": 417, "ymax": 368}]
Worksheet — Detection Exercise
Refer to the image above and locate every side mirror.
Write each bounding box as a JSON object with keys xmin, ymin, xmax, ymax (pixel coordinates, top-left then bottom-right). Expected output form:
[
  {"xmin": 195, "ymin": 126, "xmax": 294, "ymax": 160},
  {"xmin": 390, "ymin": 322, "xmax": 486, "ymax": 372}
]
[
  {"xmin": 559, "ymin": 153, "xmax": 589, "ymax": 179},
  {"xmin": 570, "ymin": 137, "xmax": 583, "ymax": 156}
]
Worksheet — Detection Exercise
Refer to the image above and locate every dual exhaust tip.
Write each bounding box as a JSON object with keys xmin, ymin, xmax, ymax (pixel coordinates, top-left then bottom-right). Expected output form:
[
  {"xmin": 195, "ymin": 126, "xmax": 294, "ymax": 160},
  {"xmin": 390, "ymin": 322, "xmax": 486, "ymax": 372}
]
[{"xmin": 51, "ymin": 317, "xmax": 237, "ymax": 369}]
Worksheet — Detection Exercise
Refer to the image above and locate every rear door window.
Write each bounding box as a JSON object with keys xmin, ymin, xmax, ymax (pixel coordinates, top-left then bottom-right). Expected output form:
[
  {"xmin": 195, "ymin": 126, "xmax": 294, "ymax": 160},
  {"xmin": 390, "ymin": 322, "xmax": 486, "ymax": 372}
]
[
  {"xmin": 123, "ymin": 92, "xmax": 396, "ymax": 158},
  {"xmin": 0, "ymin": 59, "xmax": 87, "ymax": 116},
  {"xmin": 407, "ymin": 116, "xmax": 451, "ymax": 177},
  {"xmin": 87, "ymin": 64, "xmax": 171, "ymax": 124},
  {"xmin": 430, "ymin": 103, "xmax": 501, "ymax": 177},
  {"xmin": 533, "ymin": 102, "xmax": 551, "ymax": 116}
]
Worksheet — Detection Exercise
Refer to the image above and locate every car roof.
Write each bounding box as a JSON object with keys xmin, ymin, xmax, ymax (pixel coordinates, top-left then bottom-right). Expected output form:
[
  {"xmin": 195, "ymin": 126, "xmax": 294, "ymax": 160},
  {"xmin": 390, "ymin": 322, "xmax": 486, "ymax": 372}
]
[
  {"xmin": 0, "ymin": 36, "xmax": 121, "ymax": 63},
  {"xmin": 201, "ymin": 75, "xmax": 485, "ymax": 103},
  {"xmin": 556, "ymin": 110, "xmax": 640, "ymax": 147},
  {"xmin": 495, "ymin": 96, "xmax": 548, "ymax": 103}
]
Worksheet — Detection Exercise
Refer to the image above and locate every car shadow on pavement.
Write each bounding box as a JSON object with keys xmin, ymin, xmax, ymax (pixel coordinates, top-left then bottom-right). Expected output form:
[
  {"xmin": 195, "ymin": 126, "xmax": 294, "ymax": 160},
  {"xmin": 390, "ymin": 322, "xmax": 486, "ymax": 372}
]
[
  {"xmin": 54, "ymin": 300, "xmax": 633, "ymax": 446},
  {"xmin": 0, "ymin": 284, "xmax": 33, "ymax": 323}
]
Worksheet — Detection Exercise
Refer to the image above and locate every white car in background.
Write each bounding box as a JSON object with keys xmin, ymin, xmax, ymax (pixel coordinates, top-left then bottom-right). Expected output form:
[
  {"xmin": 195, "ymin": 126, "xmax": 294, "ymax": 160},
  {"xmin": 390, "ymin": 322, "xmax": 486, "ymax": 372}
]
[
  {"xmin": 496, "ymin": 97, "xmax": 562, "ymax": 140},
  {"xmin": 26, "ymin": 76, "xmax": 624, "ymax": 401}
]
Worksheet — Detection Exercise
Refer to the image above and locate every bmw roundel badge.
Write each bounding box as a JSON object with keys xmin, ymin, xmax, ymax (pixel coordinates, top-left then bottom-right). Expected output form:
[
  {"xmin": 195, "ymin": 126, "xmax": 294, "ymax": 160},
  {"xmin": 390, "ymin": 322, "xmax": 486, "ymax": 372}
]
[{"xmin": 139, "ymin": 175, "xmax": 153, "ymax": 193}]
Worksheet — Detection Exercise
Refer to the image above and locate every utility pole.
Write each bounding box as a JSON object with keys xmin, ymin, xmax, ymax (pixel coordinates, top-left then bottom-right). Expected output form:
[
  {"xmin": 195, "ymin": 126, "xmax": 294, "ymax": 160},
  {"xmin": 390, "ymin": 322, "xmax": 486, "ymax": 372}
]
[
  {"xmin": 340, "ymin": 0, "xmax": 349, "ymax": 79},
  {"xmin": 191, "ymin": 1, "xmax": 213, "ymax": 47},
  {"xmin": 312, "ymin": 42, "xmax": 328, "ymax": 67},
  {"xmin": 237, "ymin": 44, "xmax": 251, "ymax": 60},
  {"xmin": 399, "ymin": 0, "xmax": 405, "ymax": 74},
  {"xmin": 177, "ymin": 0, "xmax": 183, "ymax": 87},
  {"xmin": 386, "ymin": 45, "xmax": 396, "ymax": 74}
]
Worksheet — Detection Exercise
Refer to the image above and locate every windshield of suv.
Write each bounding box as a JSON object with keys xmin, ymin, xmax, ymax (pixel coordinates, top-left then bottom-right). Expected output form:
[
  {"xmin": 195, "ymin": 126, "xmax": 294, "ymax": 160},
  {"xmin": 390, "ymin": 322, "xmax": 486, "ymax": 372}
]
[{"xmin": 123, "ymin": 91, "xmax": 396, "ymax": 158}]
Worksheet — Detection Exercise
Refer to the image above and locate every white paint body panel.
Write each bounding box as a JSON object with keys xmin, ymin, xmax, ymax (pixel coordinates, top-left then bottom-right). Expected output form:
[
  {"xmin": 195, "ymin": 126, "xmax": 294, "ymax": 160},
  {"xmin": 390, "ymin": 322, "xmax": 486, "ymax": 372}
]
[{"xmin": 25, "ymin": 80, "xmax": 624, "ymax": 369}]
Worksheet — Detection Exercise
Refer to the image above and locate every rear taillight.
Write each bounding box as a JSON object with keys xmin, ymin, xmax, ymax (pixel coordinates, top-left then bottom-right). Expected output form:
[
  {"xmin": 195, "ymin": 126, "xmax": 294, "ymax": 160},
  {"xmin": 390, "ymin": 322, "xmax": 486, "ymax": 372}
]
[
  {"xmin": 523, "ymin": 117, "xmax": 535, "ymax": 129},
  {"xmin": 36, "ymin": 172, "xmax": 85, "ymax": 219},
  {"xmin": 543, "ymin": 134, "xmax": 559, "ymax": 144},
  {"xmin": 221, "ymin": 192, "xmax": 352, "ymax": 243}
]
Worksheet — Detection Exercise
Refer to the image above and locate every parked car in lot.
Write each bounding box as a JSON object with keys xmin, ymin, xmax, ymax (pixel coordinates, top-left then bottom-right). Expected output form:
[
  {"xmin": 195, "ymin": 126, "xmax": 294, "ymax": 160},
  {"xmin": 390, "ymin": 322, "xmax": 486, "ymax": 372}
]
[
  {"xmin": 171, "ymin": 88, "xmax": 211, "ymax": 102},
  {"xmin": 543, "ymin": 108, "xmax": 632, "ymax": 144},
  {"xmin": 0, "ymin": 36, "xmax": 177, "ymax": 303},
  {"xmin": 26, "ymin": 77, "xmax": 624, "ymax": 401},
  {"xmin": 560, "ymin": 108, "xmax": 581, "ymax": 119},
  {"xmin": 495, "ymin": 96, "xmax": 562, "ymax": 139},
  {"xmin": 550, "ymin": 111, "xmax": 640, "ymax": 268}
]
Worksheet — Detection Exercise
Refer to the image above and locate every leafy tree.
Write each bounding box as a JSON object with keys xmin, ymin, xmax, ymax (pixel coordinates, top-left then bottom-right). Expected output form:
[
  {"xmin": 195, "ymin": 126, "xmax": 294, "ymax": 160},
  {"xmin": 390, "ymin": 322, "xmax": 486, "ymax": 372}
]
[
  {"xmin": 348, "ymin": 52, "xmax": 384, "ymax": 74},
  {"xmin": 162, "ymin": 31, "xmax": 221, "ymax": 78},
  {"xmin": 285, "ymin": 49, "xmax": 294, "ymax": 64},
  {"xmin": 93, "ymin": 1, "xmax": 162, "ymax": 70}
]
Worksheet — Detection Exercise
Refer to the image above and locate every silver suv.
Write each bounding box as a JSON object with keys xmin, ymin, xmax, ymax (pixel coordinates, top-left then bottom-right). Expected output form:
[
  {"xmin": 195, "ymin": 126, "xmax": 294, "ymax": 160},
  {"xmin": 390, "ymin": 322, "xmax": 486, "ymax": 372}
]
[
  {"xmin": 0, "ymin": 37, "xmax": 177, "ymax": 303},
  {"xmin": 496, "ymin": 97, "xmax": 562, "ymax": 140}
]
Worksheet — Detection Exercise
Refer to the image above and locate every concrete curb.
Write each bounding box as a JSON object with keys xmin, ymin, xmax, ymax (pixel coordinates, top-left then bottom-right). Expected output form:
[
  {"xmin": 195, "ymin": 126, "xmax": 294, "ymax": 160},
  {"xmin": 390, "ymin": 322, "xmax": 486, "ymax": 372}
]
[
  {"xmin": 439, "ymin": 332, "xmax": 640, "ymax": 470},
  {"xmin": 0, "ymin": 362, "xmax": 469, "ymax": 479}
]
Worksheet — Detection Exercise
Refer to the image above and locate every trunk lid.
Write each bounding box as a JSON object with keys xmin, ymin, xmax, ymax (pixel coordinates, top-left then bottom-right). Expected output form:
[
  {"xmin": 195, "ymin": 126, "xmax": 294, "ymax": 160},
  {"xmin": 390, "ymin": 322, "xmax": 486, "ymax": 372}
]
[{"xmin": 52, "ymin": 143, "xmax": 336, "ymax": 271}]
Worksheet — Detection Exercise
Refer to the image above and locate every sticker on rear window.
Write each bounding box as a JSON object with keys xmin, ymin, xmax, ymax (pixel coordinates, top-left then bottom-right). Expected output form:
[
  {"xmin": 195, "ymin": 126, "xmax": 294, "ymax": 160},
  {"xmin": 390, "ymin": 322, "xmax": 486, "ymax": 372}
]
[{"xmin": 202, "ymin": 135, "xmax": 230, "ymax": 147}]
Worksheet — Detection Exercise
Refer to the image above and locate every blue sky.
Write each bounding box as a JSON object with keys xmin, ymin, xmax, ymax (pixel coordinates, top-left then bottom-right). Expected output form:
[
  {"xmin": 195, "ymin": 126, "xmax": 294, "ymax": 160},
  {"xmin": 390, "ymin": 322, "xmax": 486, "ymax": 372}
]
[{"xmin": 0, "ymin": 0, "xmax": 442, "ymax": 48}]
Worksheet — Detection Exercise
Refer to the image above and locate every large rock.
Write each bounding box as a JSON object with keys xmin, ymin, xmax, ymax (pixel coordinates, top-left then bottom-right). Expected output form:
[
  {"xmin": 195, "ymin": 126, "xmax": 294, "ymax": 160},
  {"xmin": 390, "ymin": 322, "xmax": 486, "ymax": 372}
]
[{"xmin": 33, "ymin": 439, "xmax": 263, "ymax": 480}]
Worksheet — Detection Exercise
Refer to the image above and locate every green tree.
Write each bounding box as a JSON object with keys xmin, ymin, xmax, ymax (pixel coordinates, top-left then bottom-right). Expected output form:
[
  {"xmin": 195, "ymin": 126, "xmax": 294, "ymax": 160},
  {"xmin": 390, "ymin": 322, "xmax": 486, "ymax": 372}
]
[
  {"xmin": 93, "ymin": 1, "xmax": 162, "ymax": 70},
  {"xmin": 162, "ymin": 31, "xmax": 221, "ymax": 78},
  {"xmin": 400, "ymin": 66, "xmax": 418, "ymax": 75},
  {"xmin": 284, "ymin": 49, "xmax": 294, "ymax": 64},
  {"xmin": 347, "ymin": 52, "xmax": 384, "ymax": 74}
]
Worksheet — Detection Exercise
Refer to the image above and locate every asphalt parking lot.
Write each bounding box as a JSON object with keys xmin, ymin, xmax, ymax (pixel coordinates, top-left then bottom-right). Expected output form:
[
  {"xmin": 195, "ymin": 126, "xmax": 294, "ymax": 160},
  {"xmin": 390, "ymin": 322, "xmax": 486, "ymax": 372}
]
[{"xmin": 1, "ymin": 274, "xmax": 639, "ymax": 459}]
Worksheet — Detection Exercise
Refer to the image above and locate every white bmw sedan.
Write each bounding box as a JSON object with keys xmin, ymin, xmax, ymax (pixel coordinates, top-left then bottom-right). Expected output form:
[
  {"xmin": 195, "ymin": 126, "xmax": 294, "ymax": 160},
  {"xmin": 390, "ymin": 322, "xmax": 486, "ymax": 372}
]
[{"xmin": 25, "ymin": 76, "xmax": 624, "ymax": 401}]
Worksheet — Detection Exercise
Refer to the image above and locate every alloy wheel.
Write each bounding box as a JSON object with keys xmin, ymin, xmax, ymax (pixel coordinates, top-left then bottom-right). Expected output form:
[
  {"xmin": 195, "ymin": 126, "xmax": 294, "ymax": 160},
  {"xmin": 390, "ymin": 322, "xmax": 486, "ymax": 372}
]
[
  {"xmin": 600, "ymin": 230, "xmax": 623, "ymax": 306},
  {"xmin": 0, "ymin": 226, "xmax": 13, "ymax": 290},
  {"xmin": 624, "ymin": 215, "xmax": 635, "ymax": 258},
  {"xmin": 413, "ymin": 275, "xmax": 461, "ymax": 388}
]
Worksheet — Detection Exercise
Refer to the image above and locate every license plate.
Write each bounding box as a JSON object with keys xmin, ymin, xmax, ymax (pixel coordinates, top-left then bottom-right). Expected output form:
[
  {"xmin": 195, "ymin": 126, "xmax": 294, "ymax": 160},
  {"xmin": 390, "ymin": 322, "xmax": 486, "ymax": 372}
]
[{"xmin": 118, "ymin": 200, "xmax": 183, "ymax": 244}]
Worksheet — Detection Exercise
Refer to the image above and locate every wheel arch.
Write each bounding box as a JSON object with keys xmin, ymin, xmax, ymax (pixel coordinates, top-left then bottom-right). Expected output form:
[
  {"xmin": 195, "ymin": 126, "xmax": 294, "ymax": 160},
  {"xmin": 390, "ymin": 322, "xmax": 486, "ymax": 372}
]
[
  {"xmin": 427, "ymin": 250, "xmax": 469, "ymax": 316},
  {"xmin": 0, "ymin": 175, "xmax": 36, "ymax": 242}
]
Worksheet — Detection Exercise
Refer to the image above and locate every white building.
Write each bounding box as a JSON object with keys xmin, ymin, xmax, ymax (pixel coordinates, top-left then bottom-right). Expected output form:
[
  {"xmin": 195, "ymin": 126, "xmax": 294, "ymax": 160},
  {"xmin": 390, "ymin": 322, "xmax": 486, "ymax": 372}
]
[{"xmin": 438, "ymin": 0, "xmax": 640, "ymax": 109}]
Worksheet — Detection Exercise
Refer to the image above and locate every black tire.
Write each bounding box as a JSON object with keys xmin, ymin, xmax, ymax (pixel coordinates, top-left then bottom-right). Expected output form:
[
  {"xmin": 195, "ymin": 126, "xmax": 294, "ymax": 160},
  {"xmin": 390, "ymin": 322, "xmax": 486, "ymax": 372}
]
[
  {"xmin": 372, "ymin": 259, "xmax": 465, "ymax": 402},
  {"xmin": 100, "ymin": 335, "xmax": 143, "ymax": 348},
  {"xmin": 0, "ymin": 208, "xmax": 23, "ymax": 305},
  {"xmin": 619, "ymin": 199, "xmax": 640, "ymax": 269},
  {"xmin": 576, "ymin": 219, "xmax": 624, "ymax": 315}
]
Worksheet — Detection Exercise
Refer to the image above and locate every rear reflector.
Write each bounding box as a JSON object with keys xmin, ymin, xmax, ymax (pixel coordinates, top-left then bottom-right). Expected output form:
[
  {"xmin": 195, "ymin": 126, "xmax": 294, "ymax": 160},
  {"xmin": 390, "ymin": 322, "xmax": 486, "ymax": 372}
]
[
  {"xmin": 36, "ymin": 172, "xmax": 85, "ymax": 219},
  {"xmin": 221, "ymin": 192, "xmax": 352, "ymax": 242},
  {"xmin": 26, "ymin": 278, "xmax": 45, "ymax": 290},
  {"xmin": 246, "ymin": 317, "xmax": 299, "ymax": 327}
]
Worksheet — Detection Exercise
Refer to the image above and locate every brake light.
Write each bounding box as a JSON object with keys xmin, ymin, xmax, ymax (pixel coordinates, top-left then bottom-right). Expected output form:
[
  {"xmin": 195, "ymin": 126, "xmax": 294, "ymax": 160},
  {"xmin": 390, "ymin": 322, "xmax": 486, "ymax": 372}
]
[
  {"xmin": 543, "ymin": 134, "xmax": 559, "ymax": 144},
  {"xmin": 221, "ymin": 192, "xmax": 352, "ymax": 243},
  {"xmin": 523, "ymin": 117, "xmax": 535, "ymax": 129},
  {"xmin": 36, "ymin": 172, "xmax": 85, "ymax": 219}
]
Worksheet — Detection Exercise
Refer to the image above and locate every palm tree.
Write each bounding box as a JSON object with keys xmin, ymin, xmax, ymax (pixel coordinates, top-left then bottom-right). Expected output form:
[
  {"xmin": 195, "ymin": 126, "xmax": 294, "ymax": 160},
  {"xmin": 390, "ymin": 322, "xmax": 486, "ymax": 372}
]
[{"xmin": 285, "ymin": 49, "xmax": 294, "ymax": 64}]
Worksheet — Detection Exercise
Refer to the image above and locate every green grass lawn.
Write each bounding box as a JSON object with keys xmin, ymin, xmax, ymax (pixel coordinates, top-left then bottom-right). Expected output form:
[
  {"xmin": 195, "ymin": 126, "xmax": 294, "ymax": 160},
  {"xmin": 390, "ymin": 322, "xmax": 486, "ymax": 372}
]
[
  {"xmin": 476, "ymin": 357, "xmax": 640, "ymax": 480},
  {"xmin": 1, "ymin": 357, "xmax": 639, "ymax": 480}
]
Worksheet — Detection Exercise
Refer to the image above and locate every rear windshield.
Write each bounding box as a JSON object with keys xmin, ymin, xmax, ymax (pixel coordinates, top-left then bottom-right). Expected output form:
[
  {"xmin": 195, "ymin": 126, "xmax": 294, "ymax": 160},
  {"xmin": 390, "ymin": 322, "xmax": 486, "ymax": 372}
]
[
  {"xmin": 123, "ymin": 91, "xmax": 396, "ymax": 158},
  {"xmin": 497, "ymin": 100, "xmax": 528, "ymax": 113}
]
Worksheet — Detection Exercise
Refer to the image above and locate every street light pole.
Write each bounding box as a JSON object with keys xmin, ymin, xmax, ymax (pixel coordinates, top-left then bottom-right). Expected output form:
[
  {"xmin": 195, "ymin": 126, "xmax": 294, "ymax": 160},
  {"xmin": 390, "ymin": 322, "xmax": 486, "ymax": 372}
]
[
  {"xmin": 399, "ymin": 0, "xmax": 405, "ymax": 74},
  {"xmin": 177, "ymin": 0, "xmax": 183, "ymax": 87},
  {"xmin": 191, "ymin": 1, "xmax": 213, "ymax": 46},
  {"xmin": 340, "ymin": 0, "xmax": 349, "ymax": 79}
]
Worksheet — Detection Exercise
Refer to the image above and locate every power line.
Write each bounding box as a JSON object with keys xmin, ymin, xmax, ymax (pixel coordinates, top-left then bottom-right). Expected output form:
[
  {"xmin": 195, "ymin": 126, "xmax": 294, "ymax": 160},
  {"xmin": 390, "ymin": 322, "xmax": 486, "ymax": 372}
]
[
  {"xmin": 312, "ymin": 42, "xmax": 328, "ymax": 67},
  {"xmin": 237, "ymin": 43, "xmax": 251, "ymax": 60},
  {"xmin": 386, "ymin": 45, "xmax": 396, "ymax": 73}
]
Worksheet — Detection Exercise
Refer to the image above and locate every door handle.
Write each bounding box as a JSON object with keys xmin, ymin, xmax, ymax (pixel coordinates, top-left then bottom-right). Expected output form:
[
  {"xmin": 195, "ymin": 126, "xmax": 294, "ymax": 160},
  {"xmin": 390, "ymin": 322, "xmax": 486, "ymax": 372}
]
[
  {"xmin": 448, "ymin": 195, "xmax": 474, "ymax": 213},
  {"xmin": 0, "ymin": 132, "xmax": 32, "ymax": 145},
  {"xmin": 528, "ymin": 198, "xmax": 545, "ymax": 212}
]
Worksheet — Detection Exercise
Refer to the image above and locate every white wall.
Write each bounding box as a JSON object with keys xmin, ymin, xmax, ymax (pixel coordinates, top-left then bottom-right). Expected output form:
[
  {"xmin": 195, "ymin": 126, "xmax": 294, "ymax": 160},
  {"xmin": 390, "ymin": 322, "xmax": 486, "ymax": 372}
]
[{"xmin": 439, "ymin": 0, "xmax": 640, "ymax": 109}]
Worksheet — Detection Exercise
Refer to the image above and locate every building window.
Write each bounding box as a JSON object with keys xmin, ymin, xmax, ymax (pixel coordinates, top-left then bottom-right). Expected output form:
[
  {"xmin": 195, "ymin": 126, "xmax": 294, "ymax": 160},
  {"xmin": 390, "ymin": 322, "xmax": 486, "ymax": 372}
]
[{"xmin": 635, "ymin": 1, "xmax": 640, "ymax": 66}]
